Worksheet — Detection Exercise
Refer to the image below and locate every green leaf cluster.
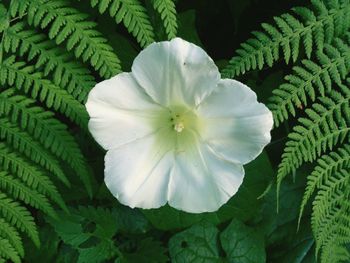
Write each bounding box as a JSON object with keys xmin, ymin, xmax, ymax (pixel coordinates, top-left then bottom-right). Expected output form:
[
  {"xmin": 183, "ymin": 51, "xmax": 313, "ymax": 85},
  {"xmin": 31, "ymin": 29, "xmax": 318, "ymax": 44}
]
[
  {"xmin": 1, "ymin": 0, "xmax": 350, "ymax": 262},
  {"xmin": 222, "ymin": 0, "xmax": 350, "ymax": 261},
  {"xmin": 0, "ymin": 0, "xmax": 178, "ymax": 262},
  {"xmin": 169, "ymin": 219, "xmax": 265, "ymax": 263}
]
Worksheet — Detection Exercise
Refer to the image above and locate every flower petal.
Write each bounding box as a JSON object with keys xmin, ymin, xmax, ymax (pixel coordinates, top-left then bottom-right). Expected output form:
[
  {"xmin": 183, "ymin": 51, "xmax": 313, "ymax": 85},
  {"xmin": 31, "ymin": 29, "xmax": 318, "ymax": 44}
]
[
  {"xmin": 168, "ymin": 132, "xmax": 244, "ymax": 213},
  {"xmin": 86, "ymin": 72, "xmax": 163, "ymax": 150},
  {"xmin": 197, "ymin": 79, "xmax": 273, "ymax": 164},
  {"xmin": 131, "ymin": 37, "xmax": 220, "ymax": 107},
  {"xmin": 104, "ymin": 129, "xmax": 174, "ymax": 209}
]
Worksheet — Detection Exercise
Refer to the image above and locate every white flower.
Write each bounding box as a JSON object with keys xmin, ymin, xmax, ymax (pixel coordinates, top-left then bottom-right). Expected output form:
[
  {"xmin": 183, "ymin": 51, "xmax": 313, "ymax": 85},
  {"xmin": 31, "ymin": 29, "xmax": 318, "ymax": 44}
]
[{"xmin": 86, "ymin": 38, "xmax": 273, "ymax": 213}]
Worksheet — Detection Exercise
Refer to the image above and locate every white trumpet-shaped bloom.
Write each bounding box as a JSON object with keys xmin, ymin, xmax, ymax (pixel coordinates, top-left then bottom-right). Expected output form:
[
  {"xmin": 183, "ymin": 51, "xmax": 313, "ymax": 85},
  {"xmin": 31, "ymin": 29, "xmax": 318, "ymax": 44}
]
[{"xmin": 86, "ymin": 38, "xmax": 273, "ymax": 213}]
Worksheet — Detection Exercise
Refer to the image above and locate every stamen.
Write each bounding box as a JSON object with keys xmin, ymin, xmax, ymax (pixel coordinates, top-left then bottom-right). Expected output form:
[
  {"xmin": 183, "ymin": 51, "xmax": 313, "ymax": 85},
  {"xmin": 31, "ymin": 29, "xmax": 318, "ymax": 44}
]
[{"xmin": 174, "ymin": 122, "xmax": 185, "ymax": 132}]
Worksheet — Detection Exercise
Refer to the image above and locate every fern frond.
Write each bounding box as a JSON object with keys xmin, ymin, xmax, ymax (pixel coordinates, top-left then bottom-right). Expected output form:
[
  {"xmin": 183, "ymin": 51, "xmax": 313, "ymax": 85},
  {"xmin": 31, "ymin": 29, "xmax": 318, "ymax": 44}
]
[
  {"xmin": 89, "ymin": 0, "xmax": 155, "ymax": 47},
  {"xmin": 269, "ymin": 35, "xmax": 350, "ymax": 126},
  {"xmin": 0, "ymin": 91, "xmax": 92, "ymax": 195},
  {"xmin": 0, "ymin": 118, "xmax": 69, "ymax": 186},
  {"xmin": 0, "ymin": 218, "xmax": 23, "ymax": 258},
  {"xmin": 0, "ymin": 56, "xmax": 88, "ymax": 129},
  {"xmin": 3, "ymin": 22, "xmax": 95, "ymax": 102},
  {"xmin": 311, "ymin": 170, "xmax": 350, "ymax": 256},
  {"xmin": 269, "ymin": 34, "xmax": 350, "ymax": 127},
  {"xmin": 0, "ymin": 143, "xmax": 67, "ymax": 211},
  {"xmin": 277, "ymin": 83, "xmax": 350, "ymax": 192},
  {"xmin": 0, "ymin": 238, "xmax": 21, "ymax": 263},
  {"xmin": 152, "ymin": 0, "xmax": 177, "ymax": 39},
  {"xmin": 321, "ymin": 240, "xmax": 350, "ymax": 263},
  {"xmin": 222, "ymin": 0, "xmax": 350, "ymax": 78},
  {"xmin": 10, "ymin": 0, "xmax": 121, "ymax": 78},
  {"xmin": 0, "ymin": 193, "xmax": 39, "ymax": 247},
  {"xmin": 299, "ymin": 144, "xmax": 350, "ymax": 224},
  {"xmin": 0, "ymin": 171, "xmax": 57, "ymax": 218}
]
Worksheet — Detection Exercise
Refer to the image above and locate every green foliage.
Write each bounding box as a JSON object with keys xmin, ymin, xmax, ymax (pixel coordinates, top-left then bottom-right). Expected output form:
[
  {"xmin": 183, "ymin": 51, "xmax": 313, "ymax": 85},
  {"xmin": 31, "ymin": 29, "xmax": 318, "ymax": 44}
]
[
  {"xmin": 0, "ymin": 57, "xmax": 89, "ymax": 129},
  {"xmin": 46, "ymin": 206, "xmax": 166, "ymax": 263},
  {"xmin": 47, "ymin": 206, "xmax": 119, "ymax": 263},
  {"xmin": 9, "ymin": 0, "xmax": 122, "ymax": 79},
  {"xmin": 222, "ymin": 0, "xmax": 350, "ymax": 78},
  {"xmin": 275, "ymin": 79, "xmax": 350, "ymax": 260},
  {"xmin": 169, "ymin": 222, "xmax": 220, "ymax": 262},
  {"xmin": 169, "ymin": 219, "xmax": 265, "ymax": 263},
  {"xmin": 0, "ymin": 0, "xmax": 163, "ymax": 261},
  {"xmin": 87, "ymin": 0, "xmax": 155, "ymax": 47},
  {"xmin": 221, "ymin": 219, "xmax": 266, "ymax": 263},
  {"xmin": 1, "ymin": 0, "xmax": 350, "ymax": 262},
  {"xmin": 269, "ymin": 34, "xmax": 350, "ymax": 126},
  {"xmin": 227, "ymin": 0, "xmax": 350, "ymax": 261},
  {"xmin": 277, "ymin": 82, "xmax": 350, "ymax": 188},
  {"xmin": 151, "ymin": 0, "xmax": 178, "ymax": 40},
  {"xmin": 0, "ymin": 238, "xmax": 21, "ymax": 263},
  {"xmin": 3, "ymin": 22, "xmax": 95, "ymax": 103}
]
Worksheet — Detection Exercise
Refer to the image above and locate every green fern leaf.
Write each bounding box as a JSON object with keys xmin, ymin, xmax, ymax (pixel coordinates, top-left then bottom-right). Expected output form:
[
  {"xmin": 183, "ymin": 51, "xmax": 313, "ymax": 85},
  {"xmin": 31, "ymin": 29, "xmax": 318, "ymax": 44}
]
[
  {"xmin": 0, "ymin": 4, "xmax": 9, "ymax": 35},
  {"xmin": 0, "ymin": 91, "xmax": 93, "ymax": 196},
  {"xmin": 10, "ymin": 0, "xmax": 121, "ymax": 78},
  {"xmin": 3, "ymin": 22, "xmax": 95, "ymax": 103},
  {"xmin": 299, "ymin": 144, "xmax": 350, "ymax": 225},
  {"xmin": 269, "ymin": 35, "xmax": 350, "ymax": 126},
  {"xmin": 222, "ymin": 0, "xmax": 350, "ymax": 78},
  {"xmin": 152, "ymin": 0, "xmax": 177, "ymax": 39},
  {"xmin": 0, "ymin": 143, "xmax": 67, "ymax": 211},
  {"xmin": 0, "ymin": 118, "xmax": 69, "ymax": 186},
  {"xmin": 311, "ymin": 170, "xmax": 350, "ymax": 257},
  {"xmin": 321, "ymin": 241, "xmax": 350, "ymax": 263},
  {"xmin": 0, "ymin": 171, "xmax": 57, "ymax": 218},
  {"xmin": 277, "ymin": 83, "xmax": 350, "ymax": 193},
  {"xmin": 0, "ymin": 238, "xmax": 21, "ymax": 263},
  {"xmin": 0, "ymin": 56, "xmax": 88, "ymax": 129},
  {"xmin": 0, "ymin": 218, "xmax": 23, "ymax": 258},
  {"xmin": 89, "ymin": 0, "xmax": 155, "ymax": 47},
  {"xmin": 0, "ymin": 192, "xmax": 39, "ymax": 247}
]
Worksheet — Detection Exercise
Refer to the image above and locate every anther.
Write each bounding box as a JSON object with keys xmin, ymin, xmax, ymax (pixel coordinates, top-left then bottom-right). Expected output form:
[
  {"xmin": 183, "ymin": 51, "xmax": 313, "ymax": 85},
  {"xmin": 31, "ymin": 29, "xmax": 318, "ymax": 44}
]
[{"xmin": 174, "ymin": 122, "xmax": 185, "ymax": 133}]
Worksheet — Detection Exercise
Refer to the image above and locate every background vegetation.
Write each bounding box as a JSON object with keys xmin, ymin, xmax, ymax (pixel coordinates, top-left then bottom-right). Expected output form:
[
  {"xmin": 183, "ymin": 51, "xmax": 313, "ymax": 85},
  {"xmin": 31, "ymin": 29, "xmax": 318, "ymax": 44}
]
[{"xmin": 0, "ymin": 0, "xmax": 349, "ymax": 262}]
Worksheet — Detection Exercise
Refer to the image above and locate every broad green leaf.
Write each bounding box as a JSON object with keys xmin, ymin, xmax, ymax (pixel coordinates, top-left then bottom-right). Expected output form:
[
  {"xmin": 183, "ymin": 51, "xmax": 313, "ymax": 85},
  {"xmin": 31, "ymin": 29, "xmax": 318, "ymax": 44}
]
[
  {"xmin": 143, "ymin": 152, "xmax": 272, "ymax": 230},
  {"xmin": 169, "ymin": 222, "xmax": 220, "ymax": 263},
  {"xmin": 46, "ymin": 207, "xmax": 118, "ymax": 263},
  {"xmin": 220, "ymin": 219, "xmax": 266, "ymax": 263},
  {"xmin": 114, "ymin": 205, "xmax": 150, "ymax": 234},
  {"xmin": 260, "ymin": 171, "xmax": 307, "ymax": 238},
  {"xmin": 118, "ymin": 238, "xmax": 167, "ymax": 263}
]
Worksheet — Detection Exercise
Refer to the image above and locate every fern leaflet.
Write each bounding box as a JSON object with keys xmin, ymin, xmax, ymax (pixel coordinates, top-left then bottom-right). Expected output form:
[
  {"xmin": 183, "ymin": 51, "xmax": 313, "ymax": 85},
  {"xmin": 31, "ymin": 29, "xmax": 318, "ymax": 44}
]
[
  {"xmin": 269, "ymin": 34, "xmax": 350, "ymax": 126},
  {"xmin": 0, "ymin": 143, "xmax": 67, "ymax": 211},
  {"xmin": 0, "ymin": 172, "xmax": 57, "ymax": 219},
  {"xmin": 88, "ymin": 0, "xmax": 155, "ymax": 47},
  {"xmin": 299, "ymin": 144, "xmax": 350, "ymax": 224},
  {"xmin": 277, "ymin": 83, "xmax": 350, "ymax": 193},
  {"xmin": 3, "ymin": 22, "xmax": 95, "ymax": 103},
  {"xmin": 0, "ymin": 118, "xmax": 69, "ymax": 186},
  {"xmin": 0, "ymin": 193, "xmax": 39, "ymax": 247},
  {"xmin": 0, "ymin": 56, "xmax": 88, "ymax": 129},
  {"xmin": 152, "ymin": 0, "xmax": 177, "ymax": 40},
  {"xmin": 0, "ymin": 218, "xmax": 23, "ymax": 258},
  {"xmin": 0, "ymin": 90, "xmax": 93, "ymax": 196},
  {"xmin": 222, "ymin": 0, "xmax": 350, "ymax": 78},
  {"xmin": 10, "ymin": 0, "xmax": 121, "ymax": 78},
  {"xmin": 0, "ymin": 238, "xmax": 21, "ymax": 263}
]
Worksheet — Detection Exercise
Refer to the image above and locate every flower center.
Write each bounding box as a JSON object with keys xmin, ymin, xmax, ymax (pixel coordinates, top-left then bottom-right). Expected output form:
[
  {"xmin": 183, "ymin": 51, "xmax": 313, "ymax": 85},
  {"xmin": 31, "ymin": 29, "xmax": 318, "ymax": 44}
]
[
  {"xmin": 174, "ymin": 122, "xmax": 185, "ymax": 132},
  {"xmin": 171, "ymin": 112, "xmax": 186, "ymax": 133},
  {"xmin": 153, "ymin": 105, "xmax": 201, "ymax": 152}
]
